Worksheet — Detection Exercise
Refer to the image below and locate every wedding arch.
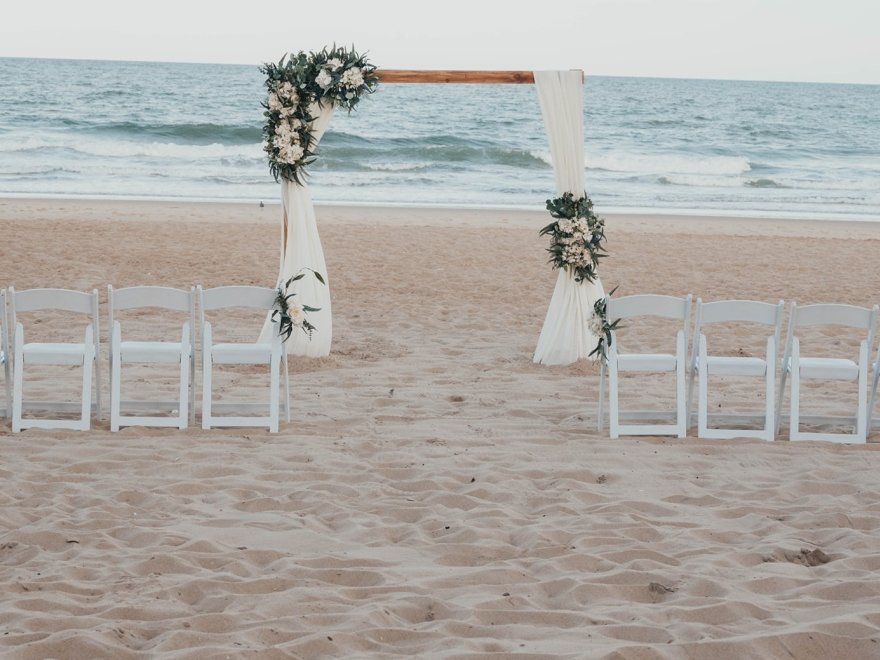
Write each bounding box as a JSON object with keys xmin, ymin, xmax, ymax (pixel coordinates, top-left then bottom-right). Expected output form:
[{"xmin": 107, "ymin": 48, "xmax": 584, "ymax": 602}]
[{"xmin": 261, "ymin": 56, "xmax": 607, "ymax": 366}]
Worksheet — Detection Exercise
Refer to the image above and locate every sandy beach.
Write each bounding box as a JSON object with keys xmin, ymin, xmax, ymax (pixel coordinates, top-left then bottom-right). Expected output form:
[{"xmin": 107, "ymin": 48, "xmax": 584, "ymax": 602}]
[{"xmin": 2, "ymin": 197, "xmax": 880, "ymax": 658}]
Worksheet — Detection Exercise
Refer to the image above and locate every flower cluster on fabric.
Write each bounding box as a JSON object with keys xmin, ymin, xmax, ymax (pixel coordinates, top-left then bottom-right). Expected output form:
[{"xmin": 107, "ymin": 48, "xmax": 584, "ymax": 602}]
[
  {"xmin": 272, "ymin": 269, "xmax": 326, "ymax": 342},
  {"xmin": 261, "ymin": 46, "xmax": 379, "ymax": 185},
  {"xmin": 540, "ymin": 192, "xmax": 616, "ymax": 361},
  {"xmin": 539, "ymin": 192, "xmax": 607, "ymax": 284}
]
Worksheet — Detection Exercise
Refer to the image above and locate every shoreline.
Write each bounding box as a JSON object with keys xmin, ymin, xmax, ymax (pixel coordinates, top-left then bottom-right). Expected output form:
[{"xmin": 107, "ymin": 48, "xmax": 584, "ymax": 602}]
[
  {"xmin": 1, "ymin": 197, "xmax": 878, "ymax": 241},
  {"xmin": 1, "ymin": 193, "xmax": 879, "ymax": 225}
]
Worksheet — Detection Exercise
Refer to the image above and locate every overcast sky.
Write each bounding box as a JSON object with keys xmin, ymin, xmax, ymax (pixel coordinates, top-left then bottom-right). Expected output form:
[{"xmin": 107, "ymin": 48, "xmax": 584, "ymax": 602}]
[{"xmin": 2, "ymin": 0, "xmax": 878, "ymax": 84}]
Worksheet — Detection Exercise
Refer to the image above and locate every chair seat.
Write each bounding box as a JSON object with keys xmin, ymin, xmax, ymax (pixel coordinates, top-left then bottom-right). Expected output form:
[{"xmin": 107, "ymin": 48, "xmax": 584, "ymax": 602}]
[
  {"xmin": 797, "ymin": 357, "xmax": 860, "ymax": 381},
  {"xmin": 22, "ymin": 342, "xmax": 93, "ymax": 366},
  {"xmin": 211, "ymin": 342, "xmax": 275, "ymax": 364},
  {"xmin": 705, "ymin": 355, "xmax": 767, "ymax": 377},
  {"xmin": 120, "ymin": 340, "xmax": 186, "ymax": 363},
  {"xmin": 617, "ymin": 353, "xmax": 677, "ymax": 372}
]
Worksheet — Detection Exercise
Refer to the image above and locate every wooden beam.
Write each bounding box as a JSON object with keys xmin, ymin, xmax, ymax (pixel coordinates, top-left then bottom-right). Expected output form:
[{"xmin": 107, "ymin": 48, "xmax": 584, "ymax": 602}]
[{"xmin": 377, "ymin": 69, "xmax": 538, "ymax": 84}]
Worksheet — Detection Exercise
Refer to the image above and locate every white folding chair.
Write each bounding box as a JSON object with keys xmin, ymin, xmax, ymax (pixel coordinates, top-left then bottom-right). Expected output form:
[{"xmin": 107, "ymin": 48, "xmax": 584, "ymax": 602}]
[
  {"xmin": 108, "ymin": 285, "xmax": 196, "ymax": 431},
  {"xmin": 10, "ymin": 287, "xmax": 101, "ymax": 432},
  {"xmin": 777, "ymin": 302, "xmax": 878, "ymax": 443},
  {"xmin": 687, "ymin": 299, "xmax": 784, "ymax": 441},
  {"xmin": 599, "ymin": 293, "xmax": 692, "ymax": 438},
  {"xmin": 199, "ymin": 285, "xmax": 290, "ymax": 433},
  {"xmin": 1, "ymin": 289, "xmax": 11, "ymax": 420}
]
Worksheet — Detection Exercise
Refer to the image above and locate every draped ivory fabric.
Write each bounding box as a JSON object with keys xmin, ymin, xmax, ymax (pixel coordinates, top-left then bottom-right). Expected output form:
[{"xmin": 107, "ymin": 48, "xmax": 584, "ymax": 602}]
[
  {"xmin": 259, "ymin": 103, "xmax": 335, "ymax": 356},
  {"xmin": 532, "ymin": 70, "xmax": 605, "ymax": 366}
]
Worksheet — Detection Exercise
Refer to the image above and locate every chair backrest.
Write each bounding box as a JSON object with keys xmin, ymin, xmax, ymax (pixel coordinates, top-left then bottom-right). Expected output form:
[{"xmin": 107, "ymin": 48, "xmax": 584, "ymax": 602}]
[
  {"xmin": 785, "ymin": 302, "xmax": 878, "ymax": 356},
  {"xmin": 12, "ymin": 287, "xmax": 97, "ymax": 315},
  {"xmin": 607, "ymin": 294, "xmax": 692, "ymax": 323},
  {"xmin": 697, "ymin": 299, "xmax": 784, "ymax": 328},
  {"xmin": 109, "ymin": 285, "xmax": 194, "ymax": 313},
  {"xmin": 11, "ymin": 287, "xmax": 99, "ymax": 330},
  {"xmin": 198, "ymin": 286, "xmax": 276, "ymax": 314},
  {"xmin": 108, "ymin": 285, "xmax": 195, "ymax": 335},
  {"xmin": 606, "ymin": 294, "xmax": 692, "ymax": 356}
]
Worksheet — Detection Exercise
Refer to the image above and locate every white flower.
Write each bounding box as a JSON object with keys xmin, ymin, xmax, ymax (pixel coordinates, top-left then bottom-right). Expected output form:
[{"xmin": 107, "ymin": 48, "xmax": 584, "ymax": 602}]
[
  {"xmin": 315, "ymin": 69, "xmax": 333, "ymax": 90},
  {"xmin": 588, "ymin": 313, "xmax": 604, "ymax": 337},
  {"xmin": 289, "ymin": 118, "xmax": 302, "ymax": 130},
  {"xmin": 274, "ymin": 121, "xmax": 292, "ymax": 140},
  {"xmin": 278, "ymin": 81, "xmax": 298, "ymax": 105},
  {"xmin": 267, "ymin": 92, "xmax": 282, "ymax": 112},
  {"xmin": 341, "ymin": 66, "xmax": 364, "ymax": 88},
  {"xmin": 557, "ymin": 219, "xmax": 574, "ymax": 234},
  {"xmin": 286, "ymin": 301, "xmax": 304, "ymax": 326},
  {"xmin": 287, "ymin": 144, "xmax": 305, "ymax": 163},
  {"xmin": 326, "ymin": 57, "xmax": 343, "ymax": 71}
]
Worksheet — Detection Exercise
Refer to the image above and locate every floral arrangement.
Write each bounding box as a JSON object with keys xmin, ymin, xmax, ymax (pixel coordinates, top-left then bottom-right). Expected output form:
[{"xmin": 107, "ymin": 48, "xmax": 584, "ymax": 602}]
[
  {"xmin": 272, "ymin": 269, "xmax": 325, "ymax": 342},
  {"xmin": 539, "ymin": 192, "xmax": 607, "ymax": 284},
  {"xmin": 540, "ymin": 192, "xmax": 616, "ymax": 361},
  {"xmin": 260, "ymin": 46, "xmax": 379, "ymax": 184},
  {"xmin": 587, "ymin": 288, "xmax": 621, "ymax": 363}
]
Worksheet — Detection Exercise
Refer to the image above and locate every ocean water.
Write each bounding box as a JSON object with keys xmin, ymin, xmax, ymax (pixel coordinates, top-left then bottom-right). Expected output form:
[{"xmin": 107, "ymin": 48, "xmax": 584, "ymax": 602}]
[{"xmin": 1, "ymin": 57, "xmax": 879, "ymax": 219}]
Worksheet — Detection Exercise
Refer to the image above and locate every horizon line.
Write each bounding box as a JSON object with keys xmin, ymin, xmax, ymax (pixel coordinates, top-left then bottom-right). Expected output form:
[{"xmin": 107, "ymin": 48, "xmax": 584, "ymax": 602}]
[{"xmin": 0, "ymin": 54, "xmax": 877, "ymax": 87}]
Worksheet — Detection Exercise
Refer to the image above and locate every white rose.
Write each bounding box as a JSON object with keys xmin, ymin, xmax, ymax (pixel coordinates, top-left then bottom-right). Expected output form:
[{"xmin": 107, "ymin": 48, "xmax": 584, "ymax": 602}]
[
  {"xmin": 274, "ymin": 121, "xmax": 291, "ymax": 140},
  {"xmin": 315, "ymin": 69, "xmax": 333, "ymax": 90},
  {"xmin": 588, "ymin": 313, "xmax": 604, "ymax": 337},
  {"xmin": 326, "ymin": 57, "xmax": 343, "ymax": 71},
  {"xmin": 287, "ymin": 144, "xmax": 304, "ymax": 162},
  {"xmin": 341, "ymin": 66, "xmax": 364, "ymax": 88},
  {"xmin": 286, "ymin": 301, "xmax": 304, "ymax": 326}
]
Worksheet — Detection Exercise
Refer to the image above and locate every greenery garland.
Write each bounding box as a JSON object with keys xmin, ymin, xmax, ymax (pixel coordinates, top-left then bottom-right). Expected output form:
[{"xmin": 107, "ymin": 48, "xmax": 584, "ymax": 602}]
[
  {"xmin": 272, "ymin": 269, "xmax": 325, "ymax": 342},
  {"xmin": 260, "ymin": 46, "xmax": 379, "ymax": 185},
  {"xmin": 587, "ymin": 287, "xmax": 621, "ymax": 363},
  {"xmin": 540, "ymin": 191, "xmax": 617, "ymax": 362}
]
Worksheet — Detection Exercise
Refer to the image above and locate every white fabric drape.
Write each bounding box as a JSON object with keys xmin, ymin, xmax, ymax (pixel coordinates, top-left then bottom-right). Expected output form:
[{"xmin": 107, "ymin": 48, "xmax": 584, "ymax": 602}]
[
  {"xmin": 260, "ymin": 103, "xmax": 335, "ymax": 356},
  {"xmin": 532, "ymin": 70, "xmax": 605, "ymax": 366}
]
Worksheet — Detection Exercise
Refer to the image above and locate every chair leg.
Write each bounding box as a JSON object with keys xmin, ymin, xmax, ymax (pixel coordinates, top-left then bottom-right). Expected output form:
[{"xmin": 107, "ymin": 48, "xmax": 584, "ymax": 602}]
[
  {"xmin": 178, "ymin": 350, "xmax": 190, "ymax": 430},
  {"xmin": 789, "ymin": 340, "xmax": 800, "ymax": 441},
  {"xmin": 269, "ymin": 351, "xmax": 280, "ymax": 434},
  {"xmin": 763, "ymin": 367, "xmax": 775, "ymax": 441},
  {"xmin": 676, "ymin": 331, "xmax": 687, "ymax": 438},
  {"xmin": 79, "ymin": 329, "xmax": 93, "ymax": 432},
  {"xmin": 12, "ymin": 327, "xmax": 23, "ymax": 433},
  {"xmin": 189, "ymin": 350, "xmax": 196, "ymax": 426},
  {"xmin": 283, "ymin": 351, "xmax": 290, "ymax": 423},
  {"xmin": 609, "ymin": 360, "xmax": 620, "ymax": 439},
  {"xmin": 698, "ymin": 357, "xmax": 708, "ymax": 438},
  {"xmin": 202, "ymin": 356, "xmax": 212, "ymax": 430},
  {"xmin": 597, "ymin": 361, "xmax": 605, "ymax": 432},
  {"xmin": 856, "ymin": 342, "xmax": 868, "ymax": 441},
  {"xmin": 110, "ymin": 354, "xmax": 121, "ymax": 432}
]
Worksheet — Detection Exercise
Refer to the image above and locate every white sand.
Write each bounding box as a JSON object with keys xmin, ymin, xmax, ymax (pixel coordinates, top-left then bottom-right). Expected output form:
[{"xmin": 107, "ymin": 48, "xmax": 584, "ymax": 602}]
[{"xmin": 1, "ymin": 198, "xmax": 880, "ymax": 658}]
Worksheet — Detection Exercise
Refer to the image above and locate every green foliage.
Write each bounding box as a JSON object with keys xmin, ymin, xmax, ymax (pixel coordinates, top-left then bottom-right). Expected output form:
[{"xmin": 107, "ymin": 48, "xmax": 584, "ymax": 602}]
[
  {"xmin": 587, "ymin": 286, "xmax": 621, "ymax": 364},
  {"xmin": 272, "ymin": 268, "xmax": 326, "ymax": 342},
  {"xmin": 539, "ymin": 191, "xmax": 607, "ymax": 284},
  {"xmin": 260, "ymin": 45, "xmax": 379, "ymax": 185}
]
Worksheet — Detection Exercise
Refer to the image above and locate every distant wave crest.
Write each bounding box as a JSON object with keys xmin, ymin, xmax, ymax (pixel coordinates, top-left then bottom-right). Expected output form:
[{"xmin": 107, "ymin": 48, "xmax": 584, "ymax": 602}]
[{"xmin": 589, "ymin": 152, "xmax": 751, "ymax": 176}]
